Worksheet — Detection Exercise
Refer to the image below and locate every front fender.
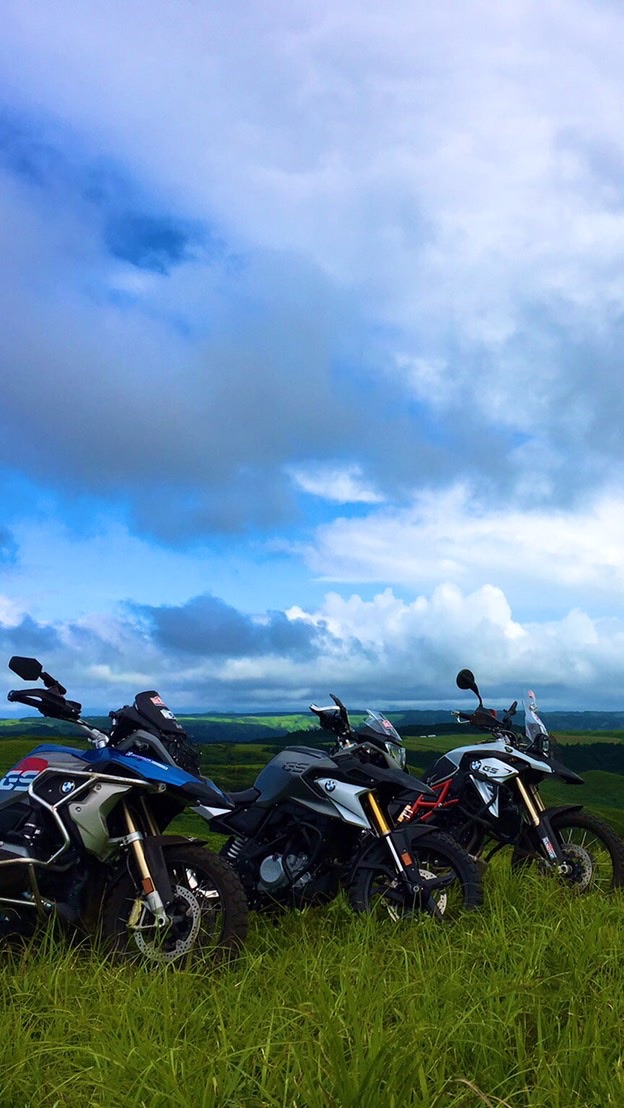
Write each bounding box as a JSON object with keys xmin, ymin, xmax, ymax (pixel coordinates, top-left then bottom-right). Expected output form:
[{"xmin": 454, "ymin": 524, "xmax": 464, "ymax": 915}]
[
  {"xmin": 542, "ymin": 804, "xmax": 584, "ymax": 824},
  {"xmin": 351, "ymin": 824, "xmax": 441, "ymax": 876},
  {"xmin": 351, "ymin": 835, "xmax": 389, "ymax": 874},
  {"xmin": 149, "ymin": 834, "xmax": 206, "ymax": 848}
]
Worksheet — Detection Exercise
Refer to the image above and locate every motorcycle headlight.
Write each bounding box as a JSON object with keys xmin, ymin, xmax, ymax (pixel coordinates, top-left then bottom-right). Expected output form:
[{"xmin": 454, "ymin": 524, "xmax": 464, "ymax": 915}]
[{"xmin": 385, "ymin": 742, "xmax": 407, "ymax": 771}]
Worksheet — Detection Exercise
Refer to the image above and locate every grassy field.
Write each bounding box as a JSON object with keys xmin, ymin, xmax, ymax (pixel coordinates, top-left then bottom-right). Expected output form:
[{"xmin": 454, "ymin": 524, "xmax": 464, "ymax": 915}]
[
  {"xmin": 0, "ymin": 733, "xmax": 623, "ymax": 1105},
  {"xmin": 0, "ymin": 867, "xmax": 623, "ymax": 1106}
]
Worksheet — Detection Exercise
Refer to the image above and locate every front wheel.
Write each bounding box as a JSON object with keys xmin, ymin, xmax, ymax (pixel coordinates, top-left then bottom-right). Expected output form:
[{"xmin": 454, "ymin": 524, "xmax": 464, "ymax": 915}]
[
  {"xmin": 349, "ymin": 830, "xmax": 483, "ymax": 921},
  {"xmin": 101, "ymin": 844, "xmax": 248, "ymax": 964},
  {"xmin": 511, "ymin": 811, "xmax": 624, "ymax": 893}
]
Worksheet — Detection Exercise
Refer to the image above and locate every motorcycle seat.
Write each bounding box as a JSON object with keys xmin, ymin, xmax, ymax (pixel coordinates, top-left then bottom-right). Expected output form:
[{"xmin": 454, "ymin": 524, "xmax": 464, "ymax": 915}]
[{"xmin": 227, "ymin": 787, "xmax": 261, "ymax": 806}]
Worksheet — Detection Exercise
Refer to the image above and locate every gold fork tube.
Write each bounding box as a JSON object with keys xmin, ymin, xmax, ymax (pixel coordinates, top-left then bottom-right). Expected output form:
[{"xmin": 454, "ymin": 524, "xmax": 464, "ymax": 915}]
[
  {"xmin": 515, "ymin": 779, "xmax": 541, "ymax": 827},
  {"xmin": 367, "ymin": 792, "xmax": 391, "ymax": 835},
  {"xmin": 123, "ymin": 804, "xmax": 155, "ymax": 893}
]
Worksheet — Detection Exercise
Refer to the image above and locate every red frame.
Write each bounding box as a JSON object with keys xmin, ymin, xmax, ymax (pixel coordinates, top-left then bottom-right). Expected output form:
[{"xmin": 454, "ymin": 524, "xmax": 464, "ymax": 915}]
[{"xmin": 403, "ymin": 777, "xmax": 459, "ymax": 823}]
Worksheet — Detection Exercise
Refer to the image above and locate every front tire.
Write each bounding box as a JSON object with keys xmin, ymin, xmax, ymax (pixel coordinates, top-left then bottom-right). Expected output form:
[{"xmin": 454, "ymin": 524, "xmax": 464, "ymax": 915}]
[
  {"xmin": 101, "ymin": 844, "xmax": 248, "ymax": 964},
  {"xmin": 511, "ymin": 811, "xmax": 624, "ymax": 893},
  {"xmin": 349, "ymin": 830, "xmax": 483, "ymax": 920}
]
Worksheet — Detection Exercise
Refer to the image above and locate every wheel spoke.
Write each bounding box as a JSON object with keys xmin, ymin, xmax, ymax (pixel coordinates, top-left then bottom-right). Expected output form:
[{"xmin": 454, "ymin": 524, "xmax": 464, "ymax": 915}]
[
  {"xmin": 514, "ymin": 813, "xmax": 624, "ymax": 894},
  {"xmin": 101, "ymin": 844, "xmax": 248, "ymax": 964}
]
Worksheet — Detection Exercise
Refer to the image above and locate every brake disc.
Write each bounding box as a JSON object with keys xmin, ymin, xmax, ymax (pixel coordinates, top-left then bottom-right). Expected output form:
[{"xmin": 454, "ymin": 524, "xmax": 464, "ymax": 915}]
[
  {"xmin": 556, "ymin": 843, "xmax": 594, "ymax": 893},
  {"xmin": 132, "ymin": 884, "xmax": 202, "ymax": 963}
]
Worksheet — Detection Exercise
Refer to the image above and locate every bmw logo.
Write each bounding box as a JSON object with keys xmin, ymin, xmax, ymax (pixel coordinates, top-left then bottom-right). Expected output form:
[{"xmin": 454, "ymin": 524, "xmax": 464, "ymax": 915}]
[
  {"xmin": 324, "ymin": 779, "xmax": 337, "ymax": 793},
  {"xmin": 61, "ymin": 780, "xmax": 75, "ymax": 794}
]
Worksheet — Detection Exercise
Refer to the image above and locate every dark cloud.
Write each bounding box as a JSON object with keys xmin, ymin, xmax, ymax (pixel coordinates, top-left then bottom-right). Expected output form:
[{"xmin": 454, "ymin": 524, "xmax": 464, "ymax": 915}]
[
  {"xmin": 0, "ymin": 113, "xmax": 539, "ymax": 544},
  {"xmin": 0, "ymin": 616, "xmax": 61, "ymax": 660},
  {"xmin": 3, "ymin": 65, "xmax": 624, "ymax": 551},
  {"xmin": 0, "ymin": 109, "xmax": 210, "ymax": 272},
  {"xmin": 137, "ymin": 593, "xmax": 328, "ymax": 660},
  {"xmin": 0, "ymin": 112, "xmax": 67, "ymax": 188},
  {"xmin": 103, "ymin": 213, "xmax": 195, "ymax": 273}
]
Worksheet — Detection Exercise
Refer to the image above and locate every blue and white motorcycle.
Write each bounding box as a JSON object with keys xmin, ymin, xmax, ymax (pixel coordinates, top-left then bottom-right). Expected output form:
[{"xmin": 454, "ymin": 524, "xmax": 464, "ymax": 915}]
[{"xmin": 2, "ymin": 656, "xmax": 248, "ymax": 963}]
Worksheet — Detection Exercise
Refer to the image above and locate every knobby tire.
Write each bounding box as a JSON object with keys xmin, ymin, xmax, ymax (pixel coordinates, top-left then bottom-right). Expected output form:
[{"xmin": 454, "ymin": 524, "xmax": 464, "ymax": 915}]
[
  {"xmin": 349, "ymin": 829, "xmax": 483, "ymax": 920},
  {"xmin": 511, "ymin": 810, "xmax": 624, "ymax": 893},
  {"xmin": 100, "ymin": 843, "xmax": 248, "ymax": 965}
]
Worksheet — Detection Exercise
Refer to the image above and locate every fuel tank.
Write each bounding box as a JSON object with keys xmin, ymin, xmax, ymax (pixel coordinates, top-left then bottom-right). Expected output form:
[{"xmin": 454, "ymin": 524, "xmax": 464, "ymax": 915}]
[{"xmin": 253, "ymin": 746, "xmax": 337, "ymax": 807}]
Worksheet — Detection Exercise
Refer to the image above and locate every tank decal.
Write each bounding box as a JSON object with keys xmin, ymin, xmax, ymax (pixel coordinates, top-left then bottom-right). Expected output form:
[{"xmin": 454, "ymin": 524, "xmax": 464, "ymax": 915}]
[{"xmin": 0, "ymin": 754, "xmax": 49, "ymax": 792}]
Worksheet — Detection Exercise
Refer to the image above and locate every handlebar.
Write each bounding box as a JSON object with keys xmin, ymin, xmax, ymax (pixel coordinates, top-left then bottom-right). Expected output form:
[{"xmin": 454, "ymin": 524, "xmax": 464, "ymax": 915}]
[
  {"xmin": 7, "ymin": 686, "xmax": 82, "ymax": 722},
  {"xmin": 453, "ymin": 710, "xmax": 476, "ymax": 724},
  {"xmin": 453, "ymin": 707, "xmax": 500, "ymax": 729},
  {"xmin": 452, "ymin": 705, "xmax": 524, "ymax": 746},
  {"xmin": 310, "ymin": 694, "xmax": 351, "ymax": 737}
]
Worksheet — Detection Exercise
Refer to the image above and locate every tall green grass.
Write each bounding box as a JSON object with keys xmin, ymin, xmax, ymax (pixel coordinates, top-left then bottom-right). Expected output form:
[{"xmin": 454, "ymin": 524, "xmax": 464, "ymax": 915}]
[
  {"xmin": 1, "ymin": 737, "xmax": 623, "ymax": 1104},
  {"xmin": 0, "ymin": 865, "xmax": 623, "ymax": 1107}
]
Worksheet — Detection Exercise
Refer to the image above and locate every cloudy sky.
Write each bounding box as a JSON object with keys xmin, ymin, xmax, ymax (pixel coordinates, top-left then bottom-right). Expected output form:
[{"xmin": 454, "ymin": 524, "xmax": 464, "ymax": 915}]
[{"xmin": 2, "ymin": 0, "xmax": 624, "ymax": 715}]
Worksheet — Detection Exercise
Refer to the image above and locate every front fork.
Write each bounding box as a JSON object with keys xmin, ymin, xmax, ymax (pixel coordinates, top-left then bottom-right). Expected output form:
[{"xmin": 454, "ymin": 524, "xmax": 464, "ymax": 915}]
[
  {"xmin": 122, "ymin": 804, "xmax": 170, "ymax": 928},
  {"xmin": 516, "ymin": 781, "xmax": 570, "ymax": 872},
  {"xmin": 366, "ymin": 793, "xmax": 437, "ymax": 903}
]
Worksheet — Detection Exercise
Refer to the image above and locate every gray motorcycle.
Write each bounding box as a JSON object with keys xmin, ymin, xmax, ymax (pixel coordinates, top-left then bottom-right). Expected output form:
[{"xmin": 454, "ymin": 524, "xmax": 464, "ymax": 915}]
[{"xmin": 213, "ymin": 697, "xmax": 482, "ymax": 920}]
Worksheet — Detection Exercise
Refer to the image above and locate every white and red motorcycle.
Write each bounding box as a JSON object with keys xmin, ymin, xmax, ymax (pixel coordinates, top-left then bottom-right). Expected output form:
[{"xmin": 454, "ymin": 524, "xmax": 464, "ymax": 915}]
[{"xmin": 401, "ymin": 669, "xmax": 624, "ymax": 893}]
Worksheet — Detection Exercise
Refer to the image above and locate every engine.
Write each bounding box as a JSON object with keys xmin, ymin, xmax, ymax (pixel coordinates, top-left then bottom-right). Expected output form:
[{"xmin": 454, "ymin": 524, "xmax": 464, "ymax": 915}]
[{"xmin": 258, "ymin": 852, "xmax": 310, "ymax": 891}]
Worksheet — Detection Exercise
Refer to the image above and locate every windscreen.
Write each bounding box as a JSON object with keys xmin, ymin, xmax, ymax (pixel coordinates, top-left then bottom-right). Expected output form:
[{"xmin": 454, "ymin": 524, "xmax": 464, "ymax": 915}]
[{"xmin": 359, "ymin": 710, "xmax": 402, "ymax": 743}]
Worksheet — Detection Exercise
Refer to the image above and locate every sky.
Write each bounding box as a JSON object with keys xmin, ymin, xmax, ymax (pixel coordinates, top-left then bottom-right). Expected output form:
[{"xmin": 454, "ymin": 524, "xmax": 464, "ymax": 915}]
[{"xmin": 2, "ymin": 0, "xmax": 624, "ymax": 715}]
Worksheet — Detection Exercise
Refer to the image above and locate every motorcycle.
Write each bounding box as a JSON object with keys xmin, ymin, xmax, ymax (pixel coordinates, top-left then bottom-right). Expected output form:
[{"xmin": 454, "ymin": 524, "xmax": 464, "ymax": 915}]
[
  {"xmin": 2, "ymin": 656, "xmax": 248, "ymax": 963},
  {"xmin": 213, "ymin": 694, "xmax": 482, "ymax": 920},
  {"xmin": 402, "ymin": 668, "xmax": 624, "ymax": 893}
]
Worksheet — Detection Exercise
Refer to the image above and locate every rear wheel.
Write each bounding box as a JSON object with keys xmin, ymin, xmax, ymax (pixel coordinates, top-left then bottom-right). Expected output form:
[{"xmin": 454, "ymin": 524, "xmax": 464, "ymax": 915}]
[
  {"xmin": 101, "ymin": 844, "xmax": 248, "ymax": 964},
  {"xmin": 511, "ymin": 811, "xmax": 624, "ymax": 893},
  {"xmin": 349, "ymin": 831, "xmax": 483, "ymax": 920}
]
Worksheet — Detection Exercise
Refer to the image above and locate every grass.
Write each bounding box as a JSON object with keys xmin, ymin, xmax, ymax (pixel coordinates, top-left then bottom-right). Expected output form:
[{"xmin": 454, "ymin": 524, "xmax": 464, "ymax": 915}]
[
  {"xmin": 0, "ymin": 866, "xmax": 623, "ymax": 1106},
  {"xmin": 2, "ymin": 735, "xmax": 624, "ymax": 1104},
  {"xmin": 179, "ymin": 713, "xmax": 316, "ymax": 730}
]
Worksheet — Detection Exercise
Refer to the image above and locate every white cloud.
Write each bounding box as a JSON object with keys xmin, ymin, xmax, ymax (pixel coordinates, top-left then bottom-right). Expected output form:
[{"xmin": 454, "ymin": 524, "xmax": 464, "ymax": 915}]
[
  {"xmin": 3, "ymin": 0, "xmax": 624, "ymax": 712},
  {"xmin": 286, "ymin": 582, "xmax": 624, "ymax": 708},
  {"xmin": 6, "ymin": 578, "xmax": 624, "ymax": 712},
  {"xmin": 296, "ymin": 485, "xmax": 624, "ymax": 610},
  {"xmin": 289, "ymin": 464, "xmax": 384, "ymax": 503},
  {"xmin": 0, "ymin": 595, "xmax": 26, "ymax": 628}
]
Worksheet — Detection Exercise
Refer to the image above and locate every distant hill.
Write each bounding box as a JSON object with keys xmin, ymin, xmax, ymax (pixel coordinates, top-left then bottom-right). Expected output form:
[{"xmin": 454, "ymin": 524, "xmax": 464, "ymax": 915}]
[
  {"xmin": 3, "ymin": 707, "xmax": 624, "ymax": 742},
  {"xmin": 0, "ymin": 713, "xmax": 317, "ymax": 743},
  {"xmin": 393, "ymin": 709, "xmax": 624, "ymax": 732},
  {"xmin": 540, "ymin": 711, "xmax": 624, "ymax": 732}
]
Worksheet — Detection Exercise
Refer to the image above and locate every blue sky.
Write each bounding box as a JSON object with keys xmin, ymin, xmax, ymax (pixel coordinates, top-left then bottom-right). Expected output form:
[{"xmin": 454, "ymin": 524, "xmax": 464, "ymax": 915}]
[{"xmin": 2, "ymin": 0, "xmax": 624, "ymax": 713}]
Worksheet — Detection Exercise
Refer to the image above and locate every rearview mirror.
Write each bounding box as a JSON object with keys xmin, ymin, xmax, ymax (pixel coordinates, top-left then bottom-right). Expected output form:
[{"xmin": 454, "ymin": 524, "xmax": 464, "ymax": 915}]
[
  {"xmin": 456, "ymin": 668, "xmax": 476, "ymax": 692},
  {"xmin": 8, "ymin": 656, "xmax": 43, "ymax": 681},
  {"xmin": 456, "ymin": 668, "xmax": 483, "ymax": 704}
]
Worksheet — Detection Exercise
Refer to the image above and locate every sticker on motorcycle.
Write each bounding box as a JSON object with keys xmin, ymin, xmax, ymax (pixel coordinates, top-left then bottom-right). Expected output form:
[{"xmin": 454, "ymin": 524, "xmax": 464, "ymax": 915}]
[
  {"xmin": 0, "ymin": 756, "xmax": 48, "ymax": 791},
  {"xmin": 541, "ymin": 835, "xmax": 558, "ymax": 861},
  {"xmin": 470, "ymin": 758, "xmax": 516, "ymax": 781},
  {"xmin": 150, "ymin": 694, "xmax": 177, "ymax": 721}
]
